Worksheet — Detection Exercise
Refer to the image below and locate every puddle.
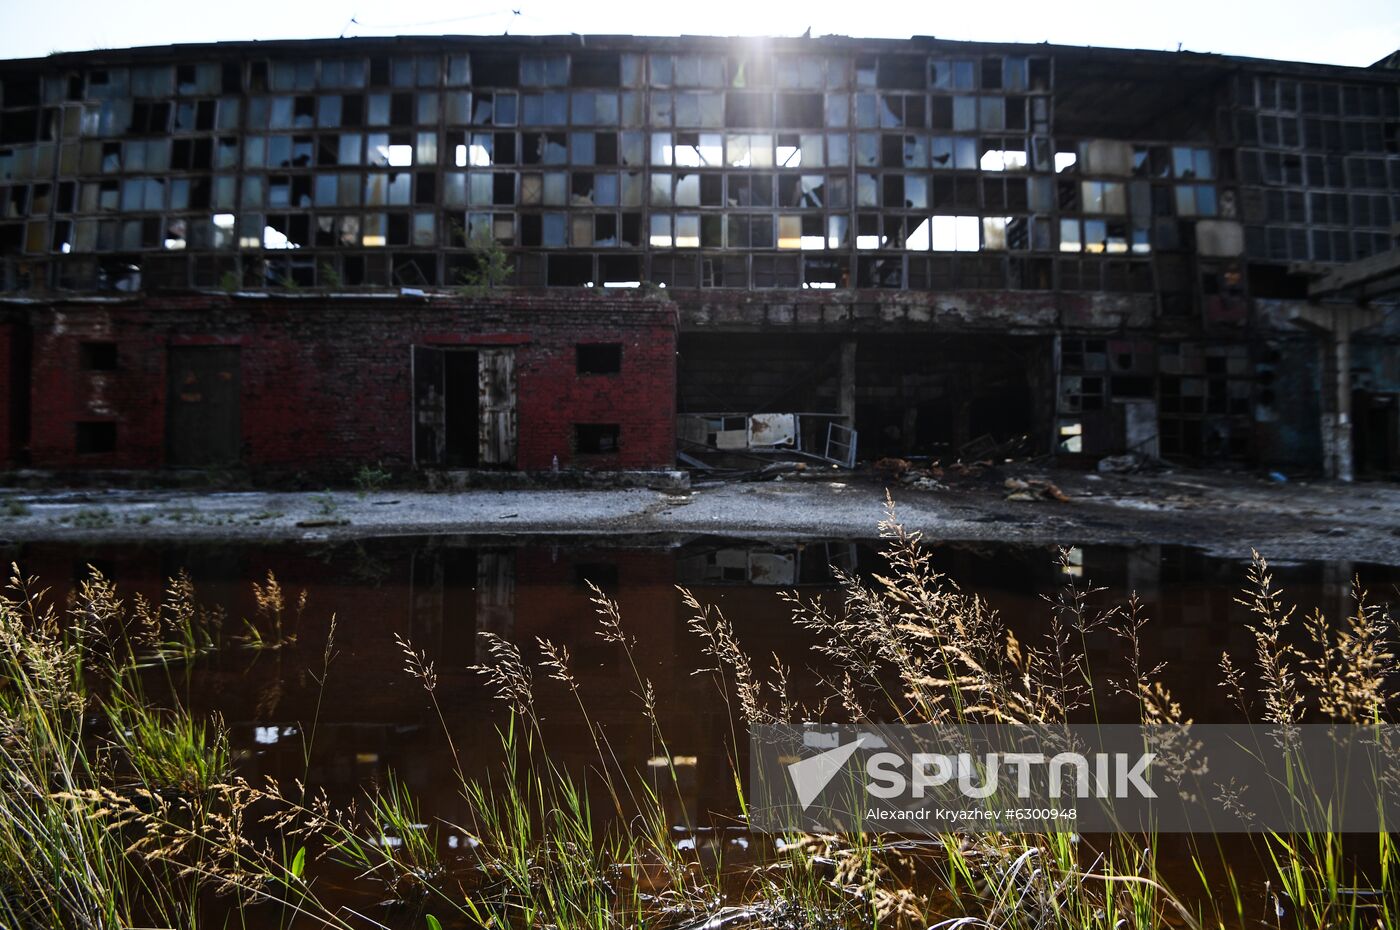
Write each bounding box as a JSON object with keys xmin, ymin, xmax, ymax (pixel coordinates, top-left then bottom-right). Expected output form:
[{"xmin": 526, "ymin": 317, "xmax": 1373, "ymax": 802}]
[{"xmin": 8, "ymin": 534, "xmax": 1396, "ymax": 921}]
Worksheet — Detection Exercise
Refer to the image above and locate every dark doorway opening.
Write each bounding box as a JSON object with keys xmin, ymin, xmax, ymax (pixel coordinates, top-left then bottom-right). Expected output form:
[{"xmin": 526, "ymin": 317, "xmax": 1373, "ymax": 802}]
[
  {"xmin": 444, "ymin": 350, "xmax": 480, "ymax": 467},
  {"xmin": 413, "ymin": 345, "xmax": 517, "ymax": 468},
  {"xmin": 167, "ymin": 346, "xmax": 241, "ymax": 467},
  {"xmin": 855, "ymin": 335, "xmax": 1045, "ymax": 460},
  {"xmin": 1354, "ymin": 390, "xmax": 1398, "ymax": 478}
]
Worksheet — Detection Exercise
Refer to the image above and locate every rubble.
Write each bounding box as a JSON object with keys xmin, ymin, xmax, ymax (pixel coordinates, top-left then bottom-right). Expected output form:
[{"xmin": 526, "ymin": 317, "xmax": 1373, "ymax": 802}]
[
  {"xmin": 1096, "ymin": 453, "xmax": 1168, "ymax": 475},
  {"xmin": 872, "ymin": 458, "xmax": 915, "ymax": 480},
  {"xmin": 1003, "ymin": 477, "xmax": 1070, "ymax": 502}
]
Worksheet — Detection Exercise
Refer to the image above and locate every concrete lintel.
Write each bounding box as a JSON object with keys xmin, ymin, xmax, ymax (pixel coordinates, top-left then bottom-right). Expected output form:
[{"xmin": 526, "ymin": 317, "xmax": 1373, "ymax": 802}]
[
  {"xmin": 1289, "ymin": 302, "xmax": 1383, "ymax": 337},
  {"xmin": 1308, "ymin": 247, "xmax": 1400, "ymax": 299}
]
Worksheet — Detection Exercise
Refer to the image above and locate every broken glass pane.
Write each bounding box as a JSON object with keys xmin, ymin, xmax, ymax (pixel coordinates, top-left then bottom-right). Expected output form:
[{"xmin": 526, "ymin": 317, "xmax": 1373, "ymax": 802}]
[{"xmin": 444, "ymin": 92, "xmax": 471, "ymax": 124}]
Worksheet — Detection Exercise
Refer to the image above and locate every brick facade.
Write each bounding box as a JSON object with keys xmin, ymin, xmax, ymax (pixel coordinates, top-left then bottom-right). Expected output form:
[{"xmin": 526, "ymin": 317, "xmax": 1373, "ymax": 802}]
[{"xmin": 21, "ymin": 293, "xmax": 676, "ymax": 472}]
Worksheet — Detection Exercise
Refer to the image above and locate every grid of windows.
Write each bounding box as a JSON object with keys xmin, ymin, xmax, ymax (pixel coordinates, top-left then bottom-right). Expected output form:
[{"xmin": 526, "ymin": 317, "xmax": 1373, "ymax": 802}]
[
  {"xmin": 0, "ymin": 44, "xmax": 1394, "ymax": 291},
  {"xmin": 1236, "ymin": 74, "xmax": 1400, "ymax": 263}
]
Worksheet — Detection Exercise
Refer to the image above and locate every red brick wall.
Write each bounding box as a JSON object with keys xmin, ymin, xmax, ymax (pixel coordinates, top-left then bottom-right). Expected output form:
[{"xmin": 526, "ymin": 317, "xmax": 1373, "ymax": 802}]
[{"xmin": 26, "ymin": 294, "xmax": 677, "ymax": 472}]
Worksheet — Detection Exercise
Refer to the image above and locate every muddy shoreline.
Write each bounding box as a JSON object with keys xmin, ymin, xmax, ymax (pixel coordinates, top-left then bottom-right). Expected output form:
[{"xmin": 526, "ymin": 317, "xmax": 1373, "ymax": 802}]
[{"xmin": 2, "ymin": 466, "xmax": 1397, "ymax": 565}]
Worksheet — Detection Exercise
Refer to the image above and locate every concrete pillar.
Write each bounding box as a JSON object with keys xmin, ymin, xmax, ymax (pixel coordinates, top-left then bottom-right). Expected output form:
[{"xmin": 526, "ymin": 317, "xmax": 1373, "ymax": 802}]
[
  {"xmin": 1329, "ymin": 331, "xmax": 1354, "ymax": 482},
  {"xmin": 901, "ymin": 405, "xmax": 919, "ymax": 456},
  {"xmin": 1290, "ymin": 304, "xmax": 1380, "ymax": 482},
  {"xmin": 1322, "ymin": 558, "xmax": 1354, "ymax": 634},
  {"xmin": 837, "ymin": 338, "xmax": 857, "ymax": 427}
]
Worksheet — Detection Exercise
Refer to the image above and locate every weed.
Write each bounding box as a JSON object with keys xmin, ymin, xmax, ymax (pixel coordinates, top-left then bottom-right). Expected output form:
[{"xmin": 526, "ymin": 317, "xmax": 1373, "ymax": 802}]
[
  {"xmin": 353, "ymin": 461, "xmax": 392, "ymax": 497},
  {"xmin": 66, "ymin": 507, "xmax": 116, "ymax": 529},
  {"xmin": 317, "ymin": 260, "xmax": 344, "ymax": 289},
  {"xmin": 454, "ymin": 228, "xmax": 514, "ymax": 297},
  {"xmin": 237, "ymin": 571, "xmax": 303, "ymax": 650}
]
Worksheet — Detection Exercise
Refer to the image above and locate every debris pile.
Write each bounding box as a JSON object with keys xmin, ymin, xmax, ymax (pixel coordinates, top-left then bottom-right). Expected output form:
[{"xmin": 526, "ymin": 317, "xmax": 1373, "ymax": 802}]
[
  {"xmin": 870, "ymin": 457, "xmax": 947, "ymax": 492},
  {"xmin": 1003, "ymin": 477, "xmax": 1070, "ymax": 502},
  {"xmin": 1096, "ymin": 452, "xmax": 1168, "ymax": 475},
  {"xmin": 871, "ymin": 456, "xmax": 1023, "ymax": 493}
]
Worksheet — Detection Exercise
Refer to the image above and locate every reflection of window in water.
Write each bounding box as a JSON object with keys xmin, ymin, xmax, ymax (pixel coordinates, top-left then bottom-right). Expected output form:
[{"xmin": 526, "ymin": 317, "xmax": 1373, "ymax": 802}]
[{"xmin": 409, "ymin": 547, "xmax": 515, "ymax": 663}]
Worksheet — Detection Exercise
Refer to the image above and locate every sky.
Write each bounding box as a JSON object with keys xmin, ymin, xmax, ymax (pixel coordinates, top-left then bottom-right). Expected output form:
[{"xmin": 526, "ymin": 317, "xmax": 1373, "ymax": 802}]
[{"xmin": 0, "ymin": 0, "xmax": 1396, "ymax": 67}]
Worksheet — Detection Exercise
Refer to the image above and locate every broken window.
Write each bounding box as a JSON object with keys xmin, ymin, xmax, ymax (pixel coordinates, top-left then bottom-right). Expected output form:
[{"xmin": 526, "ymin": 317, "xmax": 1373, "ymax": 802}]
[
  {"xmin": 570, "ymin": 52, "xmax": 620, "ymax": 88},
  {"xmin": 576, "ymin": 343, "xmax": 622, "ymax": 374},
  {"xmin": 979, "ymin": 138, "xmax": 1027, "ymax": 171},
  {"xmin": 75, "ymin": 421, "xmax": 116, "ymax": 454},
  {"xmin": 1171, "ymin": 146, "xmax": 1213, "ymax": 180},
  {"xmin": 854, "ymin": 132, "xmax": 879, "ymax": 168},
  {"xmin": 725, "ymin": 93, "xmax": 772, "ymax": 128},
  {"xmin": 471, "ymin": 92, "xmax": 516, "ymax": 126},
  {"xmin": 928, "ymin": 215, "xmax": 979, "ymax": 252},
  {"xmin": 80, "ymin": 341, "xmax": 118, "ymax": 370},
  {"xmin": 775, "ymin": 93, "xmax": 823, "ymax": 128},
  {"xmin": 875, "ymin": 55, "xmax": 924, "ymax": 91},
  {"xmin": 671, "ymin": 132, "xmax": 722, "ymax": 167},
  {"xmin": 441, "ymin": 91, "xmax": 471, "ymax": 124}
]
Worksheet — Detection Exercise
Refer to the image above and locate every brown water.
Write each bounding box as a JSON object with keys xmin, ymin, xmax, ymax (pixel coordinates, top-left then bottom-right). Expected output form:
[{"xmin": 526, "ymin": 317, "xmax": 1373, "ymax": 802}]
[{"xmin": 7, "ymin": 534, "xmax": 1397, "ymax": 921}]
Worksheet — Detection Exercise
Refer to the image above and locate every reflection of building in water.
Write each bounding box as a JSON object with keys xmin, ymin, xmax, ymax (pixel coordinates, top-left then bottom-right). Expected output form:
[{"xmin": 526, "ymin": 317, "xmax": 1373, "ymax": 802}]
[
  {"xmin": 410, "ymin": 543, "xmax": 518, "ymax": 661},
  {"xmin": 3, "ymin": 535, "xmax": 1396, "ymax": 833},
  {"xmin": 677, "ymin": 541, "xmax": 858, "ymax": 585}
]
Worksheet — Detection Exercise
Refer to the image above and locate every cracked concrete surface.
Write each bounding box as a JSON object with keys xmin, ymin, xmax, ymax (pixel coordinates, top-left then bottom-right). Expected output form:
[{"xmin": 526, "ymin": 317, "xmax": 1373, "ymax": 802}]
[{"xmin": 0, "ymin": 467, "xmax": 1397, "ymax": 564}]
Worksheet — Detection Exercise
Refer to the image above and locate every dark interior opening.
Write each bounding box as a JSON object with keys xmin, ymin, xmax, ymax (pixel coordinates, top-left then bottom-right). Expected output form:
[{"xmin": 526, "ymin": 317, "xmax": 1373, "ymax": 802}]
[
  {"xmin": 577, "ymin": 343, "xmax": 622, "ymax": 375},
  {"xmin": 1354, "ymin": 390, "xmax": 1399, "ymax": 478},
  {"xmin": 75, "ymin": 421, "xmax": 116, "ymax": 454},
  {"xmin": 80, "ymin": 341, "xmax": 119, "ymax": 371},
  {"xmin": 444, "ymin": 350, "xmax": 480, "ymax": 467},
  {"xmin": 575, "ymin": 423, "xmax": 620, "ymax": 454},
  {"xmin": 573, "ymin": 561, "xmax": 620, "ymax": 589}
]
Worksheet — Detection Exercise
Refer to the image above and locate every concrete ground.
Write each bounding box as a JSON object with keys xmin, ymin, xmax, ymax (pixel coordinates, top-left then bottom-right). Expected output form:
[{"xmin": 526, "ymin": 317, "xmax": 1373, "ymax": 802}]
[{"xmin": 1, "ymin": 465, "xmax": 1397, "ymax": 565}]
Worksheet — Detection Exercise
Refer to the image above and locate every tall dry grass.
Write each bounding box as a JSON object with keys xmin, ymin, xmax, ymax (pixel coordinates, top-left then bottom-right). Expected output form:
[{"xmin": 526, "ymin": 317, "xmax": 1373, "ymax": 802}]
[{"xmin": 0, "ymin": 500, "xmax": 1393, "ymax": 929}]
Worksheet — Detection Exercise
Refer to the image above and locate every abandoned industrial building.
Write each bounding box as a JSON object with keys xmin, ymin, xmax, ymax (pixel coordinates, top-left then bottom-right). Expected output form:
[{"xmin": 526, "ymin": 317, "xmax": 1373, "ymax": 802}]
[{"xmin": 0, "ymin": 34, "xmax": 1397, "ymax": 478}]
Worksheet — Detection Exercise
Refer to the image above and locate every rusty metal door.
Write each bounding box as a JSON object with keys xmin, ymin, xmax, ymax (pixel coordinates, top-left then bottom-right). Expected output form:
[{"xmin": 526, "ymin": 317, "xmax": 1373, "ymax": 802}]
[
  {"xmin": 477, "ymin": 348, "xmax": 517, "ymax": 466},
  {"xmin": 412, "ymin": 346, "xmax": 446, "ymax": 467},
  {"xmin": 167, "ymin": 346, "xmax": 241, "ymax": 467}
]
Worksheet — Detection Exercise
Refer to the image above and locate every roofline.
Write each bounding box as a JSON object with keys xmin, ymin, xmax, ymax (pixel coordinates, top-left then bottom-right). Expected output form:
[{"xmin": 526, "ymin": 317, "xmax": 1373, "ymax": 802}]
[{"xmin": 0, "ymin": 33, "xmax": 1394, "ymax": 83}]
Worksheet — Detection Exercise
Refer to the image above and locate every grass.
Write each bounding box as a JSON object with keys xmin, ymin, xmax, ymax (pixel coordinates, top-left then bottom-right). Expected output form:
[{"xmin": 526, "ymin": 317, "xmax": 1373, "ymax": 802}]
[
  {"xmin": 355, "ymin": 462, "xmax": 393, "ymax": 497},
  {"xmin": 56, "ymin": 506, "xmax": 116, "ymax": 528},
  {"xmin": 0, "ymin": 504, "xmax": 1393, "ymax": 929}
]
